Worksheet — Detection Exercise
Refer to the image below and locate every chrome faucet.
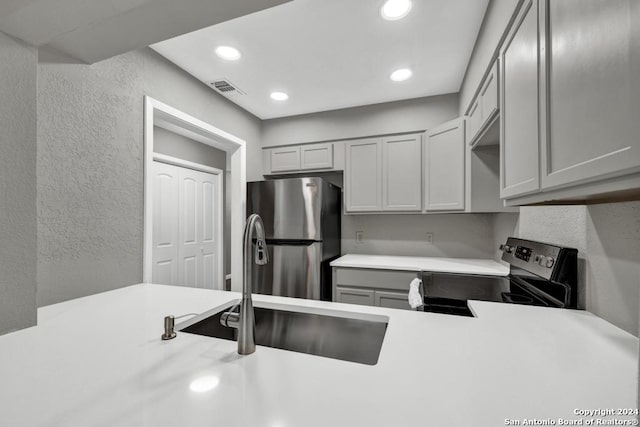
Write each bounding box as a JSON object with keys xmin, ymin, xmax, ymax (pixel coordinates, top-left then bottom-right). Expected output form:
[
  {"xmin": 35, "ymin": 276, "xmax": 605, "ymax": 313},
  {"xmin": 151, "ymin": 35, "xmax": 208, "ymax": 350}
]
[{"xmin": 220, "ymin": 214, "xmax": 268, "ymax": 355}]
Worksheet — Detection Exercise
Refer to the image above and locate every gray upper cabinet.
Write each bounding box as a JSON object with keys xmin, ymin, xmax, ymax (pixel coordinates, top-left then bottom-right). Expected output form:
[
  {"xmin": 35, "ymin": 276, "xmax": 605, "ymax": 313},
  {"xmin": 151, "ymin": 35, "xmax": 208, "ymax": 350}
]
[
  {"xmin": 466, "ymin": 99, "xmax": 482, "ymax": 145},
  {"xmin": 382, "ymin": 134, "xmax": 422, "ymax": 211},
  {"xmin": 499, "ymin": 0, "xmax": 541, "ymax": 199},
  {"xmin": 466, "ymin": 61, "xmax": 500, "ymax": 146},
  {"xmin": 345, "ymin": 133, "xmax": 423, "ymax": 213},
  {"xmin": 270, "ymin": 146, "xmax": 301, "ymax": 172},
  {"xmin": 345, "ymin": 139, "xmax": 383, "ymax": 212},
  {"xmin": 479, "ymin": 63, "xmax": 499, "ymax": 127},
  {"xmin": 538, "ymin": 0, "xmax": 639, "ymax": 190},
  {"xmin": 301, "ymin": 142, "xmax": 334, "ymax": 170},
  {"xmin": 425, "ymin": 118, "xmax": 466, "ymax": 211},
  {"xmin": 263, "ymin": 142, "xmax": 341, "ymax": 175}
]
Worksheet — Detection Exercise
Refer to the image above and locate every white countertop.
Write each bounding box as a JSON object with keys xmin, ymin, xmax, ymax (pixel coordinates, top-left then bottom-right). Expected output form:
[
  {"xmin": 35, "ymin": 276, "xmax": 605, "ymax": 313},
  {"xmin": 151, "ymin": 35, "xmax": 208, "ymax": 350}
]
[
  {"xmin": 0, "ymin": 284, "xmax": 636, "ymax": 427},
  {"xmin": 331, "ymin": 254, "xmax": 510, "ymax": 276}
]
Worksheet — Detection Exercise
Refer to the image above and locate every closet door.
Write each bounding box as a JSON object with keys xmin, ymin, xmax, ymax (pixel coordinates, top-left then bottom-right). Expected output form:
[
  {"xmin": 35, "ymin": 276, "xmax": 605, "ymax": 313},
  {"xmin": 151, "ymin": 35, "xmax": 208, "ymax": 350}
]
[
  {"xmin": 177, "ymin": 167, "xmax": 221, "ymax": 289},
  {"xmin": 153, "ymin": 161, "xmax": 222, "ymax": 289},
  {"xmin": 152, "ymin": 162, "xmax": 179, "ymax": 285}
]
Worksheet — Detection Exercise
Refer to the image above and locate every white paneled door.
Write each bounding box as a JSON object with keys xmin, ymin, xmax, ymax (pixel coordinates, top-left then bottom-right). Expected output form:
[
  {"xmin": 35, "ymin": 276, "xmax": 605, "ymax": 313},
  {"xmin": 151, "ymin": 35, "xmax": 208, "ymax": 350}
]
[{"xmin": 152, "ymin": 160, "xmax": 223, "ymax": 289}]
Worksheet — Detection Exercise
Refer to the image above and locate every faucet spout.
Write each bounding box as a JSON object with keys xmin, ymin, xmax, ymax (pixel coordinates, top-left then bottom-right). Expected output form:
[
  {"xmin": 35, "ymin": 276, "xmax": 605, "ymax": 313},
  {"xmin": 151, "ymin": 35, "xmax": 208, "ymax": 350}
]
[{"xmin": 221, "ymin": 213, "xmax": 269, "ymax": 355}]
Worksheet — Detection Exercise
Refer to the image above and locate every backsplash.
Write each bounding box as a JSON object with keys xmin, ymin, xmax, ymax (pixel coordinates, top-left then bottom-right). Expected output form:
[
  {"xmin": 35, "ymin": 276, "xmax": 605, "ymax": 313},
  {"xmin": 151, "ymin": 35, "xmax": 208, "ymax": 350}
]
[
  {"xmin": 493, "ymin": 202, "xmax": 640, "ymax": 336},
  {"xmin": 342, "ymin": 213, "xmax": 496, "ymax": 259}
]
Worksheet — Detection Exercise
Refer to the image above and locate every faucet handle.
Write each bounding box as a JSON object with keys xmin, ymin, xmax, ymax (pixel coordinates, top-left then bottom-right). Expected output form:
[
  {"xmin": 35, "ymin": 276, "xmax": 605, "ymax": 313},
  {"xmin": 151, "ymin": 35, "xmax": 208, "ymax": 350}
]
[{"xmin": 255, "ymin": 240, "xmax": 269, "ymax": 265}]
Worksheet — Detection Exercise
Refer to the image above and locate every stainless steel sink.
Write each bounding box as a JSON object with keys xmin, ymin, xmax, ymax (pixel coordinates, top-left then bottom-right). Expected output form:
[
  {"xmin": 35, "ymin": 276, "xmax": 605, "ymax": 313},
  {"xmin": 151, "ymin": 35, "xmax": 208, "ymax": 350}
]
[{"xmin": 178, "ymin": 301, "xmax": 388, "ymax": 365}]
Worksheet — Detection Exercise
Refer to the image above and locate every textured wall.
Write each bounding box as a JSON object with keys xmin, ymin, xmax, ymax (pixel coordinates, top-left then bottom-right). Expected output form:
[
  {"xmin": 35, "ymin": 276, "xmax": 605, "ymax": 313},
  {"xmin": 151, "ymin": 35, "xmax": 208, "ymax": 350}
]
[
  {"xmin": 0, "ymin": 32, "xmax": 37, "ymax": 334},
  {"xmin": 261, "ymin": 94, "xmax": 459, "ymax": 147},
  {"xmin": 37, "ymin": 48, "xmax": 261, "ymax": 306},
  {"xmin": 495, "ymin": 204, "xmax": 640, "ymax": 336}
]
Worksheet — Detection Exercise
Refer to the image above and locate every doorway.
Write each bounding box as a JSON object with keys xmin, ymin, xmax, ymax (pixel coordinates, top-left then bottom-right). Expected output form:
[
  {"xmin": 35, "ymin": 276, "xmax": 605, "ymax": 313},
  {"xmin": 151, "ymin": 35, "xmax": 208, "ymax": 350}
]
[
  {"xmin": 151, "ymin": 158, "xmax": 223, "ymax": 288},
  {"xmin": 143, "ymin": 96, "xmax": 247, "ymax": 291}
]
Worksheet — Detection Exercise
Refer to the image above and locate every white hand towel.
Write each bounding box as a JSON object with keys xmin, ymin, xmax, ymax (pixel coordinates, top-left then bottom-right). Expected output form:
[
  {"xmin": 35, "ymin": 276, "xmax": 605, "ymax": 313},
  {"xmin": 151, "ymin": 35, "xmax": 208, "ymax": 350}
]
[{"xmin": 408, "ymin": 277, "xmax": 423, "ymax": 309}]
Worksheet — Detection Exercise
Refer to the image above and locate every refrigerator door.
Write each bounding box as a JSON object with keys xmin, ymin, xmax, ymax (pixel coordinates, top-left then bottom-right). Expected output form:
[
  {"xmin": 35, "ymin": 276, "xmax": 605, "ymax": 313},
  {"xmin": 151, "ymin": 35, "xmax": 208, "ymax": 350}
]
[
  {"xmin": 247, "ymin": 178, "xmax": 324, "ymax": 240},
  {"xmin": 253, "ymin": 241, "xmax": 323, "ymax": 300}
]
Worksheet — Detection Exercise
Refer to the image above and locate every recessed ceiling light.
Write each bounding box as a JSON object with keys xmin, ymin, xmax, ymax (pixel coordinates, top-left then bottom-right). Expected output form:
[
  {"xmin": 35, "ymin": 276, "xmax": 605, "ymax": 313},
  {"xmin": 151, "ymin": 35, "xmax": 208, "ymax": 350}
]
[
  {"xmin": 215, "ymin": 46, "xmax": 241, "ymax": 61},
  {"xmin": 390, "ymin": 68, "xmax": 413, "ymax": 82},
  {"xmin": 381, "ymin": 0, "xmax": 412, "ymax": 21},
  {"xmin": 270, "ymin": 92, "xmax": 289, "ymax": 101}
]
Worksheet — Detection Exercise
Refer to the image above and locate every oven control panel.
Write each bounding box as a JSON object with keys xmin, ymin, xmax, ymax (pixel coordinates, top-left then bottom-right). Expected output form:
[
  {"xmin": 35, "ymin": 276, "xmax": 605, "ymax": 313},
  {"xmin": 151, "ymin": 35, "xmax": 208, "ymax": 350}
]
[
  {"xmin": 500, "ymin": 237, "xmax": 567, "ymax": 280},
  {"xmin": 514, "ymin": 245, "xmax": 532, "ymax": 262}
]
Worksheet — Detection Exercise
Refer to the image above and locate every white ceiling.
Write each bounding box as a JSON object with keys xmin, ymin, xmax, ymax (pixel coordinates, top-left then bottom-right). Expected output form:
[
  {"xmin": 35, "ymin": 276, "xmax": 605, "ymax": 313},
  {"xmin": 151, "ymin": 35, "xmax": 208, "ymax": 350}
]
[
  {"xmin": 151, "ymin": 0, "xmax": 489, "ymax": 120},
  {"xmin": 0, "ymin": 0, "xmax": 291, "ymax": 63}
]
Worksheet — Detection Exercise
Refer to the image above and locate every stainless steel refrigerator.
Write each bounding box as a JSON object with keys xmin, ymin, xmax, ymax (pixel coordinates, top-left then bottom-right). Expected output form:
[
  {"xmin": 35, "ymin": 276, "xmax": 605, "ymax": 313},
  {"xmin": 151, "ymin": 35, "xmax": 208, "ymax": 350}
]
[{"xmin": 247, "ymin": 177, "xmax": 341, "ymax": 301}]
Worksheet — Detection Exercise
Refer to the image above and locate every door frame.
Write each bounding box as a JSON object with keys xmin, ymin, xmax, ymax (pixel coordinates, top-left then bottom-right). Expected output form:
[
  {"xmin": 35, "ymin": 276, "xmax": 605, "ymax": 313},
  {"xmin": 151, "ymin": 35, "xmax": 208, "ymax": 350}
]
[{"xmin": 143, "ymin": 96, "xmax": 246, "ymax": 291}]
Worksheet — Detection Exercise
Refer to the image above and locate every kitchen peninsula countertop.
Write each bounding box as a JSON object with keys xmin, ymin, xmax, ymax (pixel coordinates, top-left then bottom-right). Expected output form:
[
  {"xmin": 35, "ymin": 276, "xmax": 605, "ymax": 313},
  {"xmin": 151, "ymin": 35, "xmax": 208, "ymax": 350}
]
[
  {"xmin": 0, "ymin": 284, "xmax": 636, "ymax": 426},
  {"xmin": 331, "ymin": 254, "xmax": 510, "ymax": 276}
]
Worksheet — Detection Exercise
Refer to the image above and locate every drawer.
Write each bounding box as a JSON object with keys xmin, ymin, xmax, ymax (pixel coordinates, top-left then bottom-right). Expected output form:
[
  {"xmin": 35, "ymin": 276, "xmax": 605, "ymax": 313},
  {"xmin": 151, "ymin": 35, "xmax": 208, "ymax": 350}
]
[
  {"xmin": 335, "ymin": 287, "xmax": 374, "ymax": 306},
  {"xmin": 335, "ymin": 268, "xmax": 418, "ymax": 291},
  {"xmin": 374, "ymin": 290, "xmax": 412, "ymax": 310}
]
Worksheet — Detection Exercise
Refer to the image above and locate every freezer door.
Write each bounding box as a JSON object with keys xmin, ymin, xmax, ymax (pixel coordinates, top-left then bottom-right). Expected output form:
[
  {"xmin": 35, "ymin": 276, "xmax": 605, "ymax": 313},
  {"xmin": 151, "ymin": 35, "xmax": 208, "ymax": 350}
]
[
  {"xmin": 247, "ymin": 178, "xmax": 323, "ymax": 240},
  {"xmin": 253, "ymin": 242, "xmax": 323, "ymax": 300}
]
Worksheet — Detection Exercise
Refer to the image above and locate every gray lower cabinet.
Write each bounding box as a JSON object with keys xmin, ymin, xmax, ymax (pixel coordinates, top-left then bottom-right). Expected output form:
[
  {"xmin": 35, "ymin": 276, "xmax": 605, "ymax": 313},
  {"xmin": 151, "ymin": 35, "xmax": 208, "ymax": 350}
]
[
  {"xmin": 333, "ymin": 267, "xmax": 418, "ymax": 311},
  {"xmin": 374, "ymin": 291, "xmax": 412, "ymax": 310},
  {"xmin": 334, "ymin": 287, "xmax": 375, "ymax": 306}
]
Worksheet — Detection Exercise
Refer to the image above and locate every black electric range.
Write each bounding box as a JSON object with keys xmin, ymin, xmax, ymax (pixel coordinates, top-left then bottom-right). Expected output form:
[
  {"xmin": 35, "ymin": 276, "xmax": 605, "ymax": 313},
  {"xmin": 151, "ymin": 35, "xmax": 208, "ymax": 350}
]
[{"xmin": 422, "ymin": 237, "xmax": 578, "ymax": 317}]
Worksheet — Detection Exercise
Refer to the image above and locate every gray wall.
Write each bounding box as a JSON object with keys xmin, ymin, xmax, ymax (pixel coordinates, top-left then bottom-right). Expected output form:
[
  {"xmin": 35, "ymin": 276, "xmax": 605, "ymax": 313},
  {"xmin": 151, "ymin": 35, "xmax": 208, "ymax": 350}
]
[
  {"xmin": 153, "ymin": 126, "xmax": 231, "ymax": 277},
  {"xmin": 343, "ymin": 214, "xmax": 495, "ymax": 259},
  {"xmin": 492, "ymin": 204, "xmax": 640, "ymax": 336},
  {"xmin": 0, "ymin": 32, "xmax": 37, "ymax": 335},
  {"xmin": 457, "ymin": 0, "xmax": 519, "ymax": 115},
  {"xmin": 37, "ymin": 47, "xmax": 262, "ymax": 307},
  {"xmin": 261, "ymin": 94, "xmax": 459, "ymax": 146}
]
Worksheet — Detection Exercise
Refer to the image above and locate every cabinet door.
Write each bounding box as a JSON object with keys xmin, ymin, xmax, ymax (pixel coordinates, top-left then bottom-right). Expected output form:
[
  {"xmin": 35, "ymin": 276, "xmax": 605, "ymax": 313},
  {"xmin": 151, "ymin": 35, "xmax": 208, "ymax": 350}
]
[
  {"xmin": 270, "ymin": 146, "xmax": 300, "ymax": 172},
  {"xmin": 382, "ymin": 134, "xmax": 422, "ymax": 211},
  {"xmin": 425, "ymin": 118, "xmax": 465, "ymax": 211},
  {"xmin": 466, "ymin": 99, "xmax": 482, "ymax": 145},
  {"xmin": 345, "ymin": 139, "xmax": 382, "ymax": 212},
  {"xmin": 375, "ymin": 291, "xmax": 412, "ymax": 311},
  {"xmin": 301, "ymin": 143, "xmax": 333, "ymax": 170},
  {"xmin": 480, "ymin": 61, "xmax": 499, "ymax": 125},
  {"xmin": 335, "ymin": 287, "xmax": 375, "ymax": 306},
  {"xmin": 539, "ymin": 0, "xmax": 639, "ymax": 189},
  {"xmin": 500, "ymin": 0, "xmax": 541, "ymax": 198}
]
